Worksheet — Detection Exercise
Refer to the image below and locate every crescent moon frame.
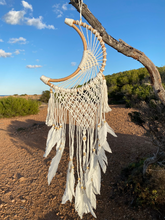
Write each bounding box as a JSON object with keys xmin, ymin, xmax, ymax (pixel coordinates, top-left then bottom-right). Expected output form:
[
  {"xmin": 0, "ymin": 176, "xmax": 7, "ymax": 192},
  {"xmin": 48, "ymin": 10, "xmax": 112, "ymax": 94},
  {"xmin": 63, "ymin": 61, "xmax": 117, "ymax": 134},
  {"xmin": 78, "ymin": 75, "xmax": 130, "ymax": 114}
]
[{"xmin": 40, "ymin": 18, "xmax": 107, "ymax": 87}]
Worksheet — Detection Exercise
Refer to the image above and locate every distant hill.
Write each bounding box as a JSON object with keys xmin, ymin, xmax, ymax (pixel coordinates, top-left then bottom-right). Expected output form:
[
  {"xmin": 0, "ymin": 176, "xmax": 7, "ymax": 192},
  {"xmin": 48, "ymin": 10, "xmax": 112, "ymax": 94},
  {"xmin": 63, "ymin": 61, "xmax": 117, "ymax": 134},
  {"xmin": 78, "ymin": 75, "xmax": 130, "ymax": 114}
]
[{"xmin": 105, "ymin": 66, "xmax": 165, "ymax": 107}]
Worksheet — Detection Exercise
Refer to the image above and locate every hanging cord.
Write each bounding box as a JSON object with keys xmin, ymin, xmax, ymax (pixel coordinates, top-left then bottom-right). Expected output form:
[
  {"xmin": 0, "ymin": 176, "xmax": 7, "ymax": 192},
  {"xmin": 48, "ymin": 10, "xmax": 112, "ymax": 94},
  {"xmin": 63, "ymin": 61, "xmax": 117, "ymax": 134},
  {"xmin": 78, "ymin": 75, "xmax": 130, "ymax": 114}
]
[{"xmin": 78, "ymin": 0, "xmax": 83, "ymax": 23}]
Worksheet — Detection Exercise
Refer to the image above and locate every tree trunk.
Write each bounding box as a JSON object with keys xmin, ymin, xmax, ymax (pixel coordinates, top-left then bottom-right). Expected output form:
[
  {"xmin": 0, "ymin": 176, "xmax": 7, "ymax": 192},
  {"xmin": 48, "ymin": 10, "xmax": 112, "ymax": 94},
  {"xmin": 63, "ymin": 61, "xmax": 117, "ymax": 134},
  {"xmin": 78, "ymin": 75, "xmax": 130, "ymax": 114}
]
[
  {"xmin": 143, "ymin": 148, "xmax": 165, "ymax": 176},
  {"xmin": 70, "ymin": 0, "xmax": 165, "ymax": 105}
]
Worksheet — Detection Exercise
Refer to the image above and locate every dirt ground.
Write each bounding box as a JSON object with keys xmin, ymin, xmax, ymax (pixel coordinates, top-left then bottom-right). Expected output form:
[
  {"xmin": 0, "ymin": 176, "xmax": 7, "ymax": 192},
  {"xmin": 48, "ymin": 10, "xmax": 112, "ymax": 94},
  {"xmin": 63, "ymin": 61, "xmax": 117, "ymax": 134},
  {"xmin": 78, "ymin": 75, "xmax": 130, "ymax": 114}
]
[{"xmin": 0, "ymin": 104, "xmax": 158, "ymax": 220}]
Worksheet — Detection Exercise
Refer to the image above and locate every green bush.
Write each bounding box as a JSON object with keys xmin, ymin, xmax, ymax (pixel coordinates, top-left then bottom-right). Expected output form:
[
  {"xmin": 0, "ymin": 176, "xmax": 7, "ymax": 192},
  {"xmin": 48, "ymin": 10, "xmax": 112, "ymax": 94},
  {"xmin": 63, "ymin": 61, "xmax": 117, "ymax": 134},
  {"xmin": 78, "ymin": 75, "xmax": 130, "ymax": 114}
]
[
  {"xmin": 105, "ymin": 66, "xmax": 165, "ymax": 107},
  {"xmin": 40, "ymin": 90, "xmax": 50, "ymax": 103},
  {"xmin": 0, "ymin": 96, "xmax": 39, "ymax": 118}
]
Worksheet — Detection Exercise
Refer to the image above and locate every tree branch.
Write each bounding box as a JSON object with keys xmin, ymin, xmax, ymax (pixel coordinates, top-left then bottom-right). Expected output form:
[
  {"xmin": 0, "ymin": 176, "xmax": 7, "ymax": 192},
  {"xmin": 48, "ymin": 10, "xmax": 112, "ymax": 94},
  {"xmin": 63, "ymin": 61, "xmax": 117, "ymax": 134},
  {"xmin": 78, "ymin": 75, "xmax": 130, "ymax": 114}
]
[{"xmin": 70, "ymin": 0, "xmax": 165, "ymax": 105}]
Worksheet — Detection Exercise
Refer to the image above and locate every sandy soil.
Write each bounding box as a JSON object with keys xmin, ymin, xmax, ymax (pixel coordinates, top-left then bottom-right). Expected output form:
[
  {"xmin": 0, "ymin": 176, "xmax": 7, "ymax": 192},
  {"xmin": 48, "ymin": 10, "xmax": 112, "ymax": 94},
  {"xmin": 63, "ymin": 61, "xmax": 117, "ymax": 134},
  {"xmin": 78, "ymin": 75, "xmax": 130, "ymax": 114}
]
[{"xmin": 0, "ymin": 104, "xmax": 157, "ymax": 220}]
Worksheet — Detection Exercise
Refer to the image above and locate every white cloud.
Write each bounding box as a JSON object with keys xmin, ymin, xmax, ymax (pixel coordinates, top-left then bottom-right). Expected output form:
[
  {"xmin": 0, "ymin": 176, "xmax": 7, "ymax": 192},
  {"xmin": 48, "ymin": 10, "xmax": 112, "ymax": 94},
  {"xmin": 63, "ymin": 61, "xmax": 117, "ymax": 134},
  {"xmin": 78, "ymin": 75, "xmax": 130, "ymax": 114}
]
[
  {"xmin": 71, "ymin": 62, "xmax": 76, "ymax": 66},
  {"xmin": 0, "ymin": 39, "xmax": 3, "ymax": 42},
  {"xmin": 62, "ymin": 3, "xmax": 68, "ymax": 11},
  {"xmin": 53, "ymin": 4, "xmax": 63, "ymax": 18},
  {"xmin": 26, "ymin": 65, "xmax": 42, "ymax": 68},
  {"xmin": 8, "ymin": 37, "xmax": 27, "ymax": 44},
  {"xmin": 14, "ymin": 49, "xmax": 25, "ymax": 55},
  {"xmin": 3, "ymin": 9, "xmax": 25, "ymax": 25},
  {"xmin": 22, "ymin": 1, "xmax": 33, "ymax": 11},
  {"xmin": 53, "ymin": 3, "xmax": 75, "ymax": 18},
  {"xmin": 70, "ymin": 6, "xmax": 75, "ymax": 11},
  {"xmin": 26, "ymin": 16, "xmax": 55, "ymax": 29},
  {"xmin": 0, "ymin": 49, "xmax": 12, "ymax": 58},
  {"xmin": 3, "ymin": 4, "xmax": 55, "ymax": 30},
  {"xmin": 14, "ymin": 49, "xmax": 20, "ymax": 55},
  {"xmin": 57, "ymin": 12, "xmax": 63, "ymax": 18},
  {"xmin": 53, "ymin": 3, "xmax": 60, "ymax": 9},
  {"xmin": 0, "ymin": 0, "xmax": 6, "ymax": 5}
]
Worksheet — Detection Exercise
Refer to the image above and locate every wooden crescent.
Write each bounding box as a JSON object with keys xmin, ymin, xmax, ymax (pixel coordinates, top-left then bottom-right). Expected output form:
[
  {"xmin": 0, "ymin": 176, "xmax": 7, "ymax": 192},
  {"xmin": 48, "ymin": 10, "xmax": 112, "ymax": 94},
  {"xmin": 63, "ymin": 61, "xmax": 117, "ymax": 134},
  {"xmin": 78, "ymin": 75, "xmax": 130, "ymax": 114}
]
[{"xmin": 42, "ymin": 20, "xmax": 106, "ymax": 87}]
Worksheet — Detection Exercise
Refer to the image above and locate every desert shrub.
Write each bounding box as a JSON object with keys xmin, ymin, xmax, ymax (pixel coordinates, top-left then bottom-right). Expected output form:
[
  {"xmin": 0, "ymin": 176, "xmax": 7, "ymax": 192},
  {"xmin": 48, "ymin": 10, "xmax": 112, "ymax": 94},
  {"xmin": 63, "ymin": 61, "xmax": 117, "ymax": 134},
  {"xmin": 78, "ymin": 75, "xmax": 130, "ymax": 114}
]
[
  {"xmin": 40, "ymin": 90, "xmax": 50, "ymax": 103},
  {"xmin": 20, "ymin": 94, "xmax": 27, "ymax": 96},
  {"xmin": 127, "ymin": 100, "xmax": 165, "ymax": 213},
  {"xmin": 117, "ymin": 159, "xmax": 165, "ymax": 211},
  {"xmin": 0, "ymin": 96, "xmax": 39, "ymax": 118}
]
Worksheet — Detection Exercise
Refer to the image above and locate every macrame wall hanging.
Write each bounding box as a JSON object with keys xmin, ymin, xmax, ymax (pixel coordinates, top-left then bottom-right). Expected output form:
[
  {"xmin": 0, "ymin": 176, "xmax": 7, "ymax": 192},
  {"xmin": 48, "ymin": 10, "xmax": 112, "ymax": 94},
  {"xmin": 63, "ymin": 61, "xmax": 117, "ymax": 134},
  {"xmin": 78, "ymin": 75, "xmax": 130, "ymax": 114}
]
[{"xmin": 40, "ymin": 1, "xmax": 117, "ymax": 218}]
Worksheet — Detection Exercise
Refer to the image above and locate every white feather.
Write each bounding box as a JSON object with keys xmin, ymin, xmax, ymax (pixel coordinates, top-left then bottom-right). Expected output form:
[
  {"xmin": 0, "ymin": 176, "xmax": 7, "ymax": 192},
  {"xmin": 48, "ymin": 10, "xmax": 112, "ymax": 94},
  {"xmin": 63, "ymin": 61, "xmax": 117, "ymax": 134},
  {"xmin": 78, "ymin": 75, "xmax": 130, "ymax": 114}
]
[
  {"xmin": 62, "ymin": 180, "xmax": 72, "ymax": 204},
  {"xmin": 62, "ymin": 163, "xmax": 72, "ymax": 203},
  {"xmin": 75, "ymin": 182, "xmax": 96, "ymax": 219},
  {"xmin": 98, "ymin": 147, "xmax": 107, "ymax": 173},
  {"xmin": 56, "ymin": 139, "xmax": 62, "ymax": 151},
  {"xmin": 75, "ymin": 182, "xmax": 83, "ymax": 219},
  {"xmin": 46, "ymin": 125, "xmax": 54, "ymax": 143},
  {"xmin": 47, "ymin": 145, "xmax": 64, "ymax": 185},
  {"xmin": 44, "ymin": 127, "xmax": 62, "ymax": 157},
  {"xmin": 103, "ymin": 141, "xmax": 112, "ymax": 153},
  {"xmin": 85, "ymin": 152, "xmax": 98, "ymax": 195},
  {"xmin": 83, "ymin": 190, "xmax": 96, "ymax": 218},
  {"xmin": 92, "ymin": 162, "xmax": 101, "ymax": 194},
  {"xmin": 46, "ymin": 91, "xmax": 55, "ymax": 126},
  {"xmin": 88, "ymin": 152, "xmax": 98, "ymax": 179},
  {"xmin": 106, "ymin": 122, "xmax": 117, "ymax": 137},
  {"xmin": 98, "ymin": 121, "xmax": 117, "ymax": 146},
  {"xmin": 86, "ymin": 181, "xmax": 96, "ymax": 209},
  {"xmin": 69, "ymin": 167, "xmax": 75, "ymax": 197},
  {"xmin": 62, "ymin": 161, "xmax": 75, "ymax": 204},
  {"xmin": 98, "ymin": 122, "xmax": 106, "ymax": 145},
  {"xmin": 103, "ymin": 79, "xmax": 112, "ymax": 113}
]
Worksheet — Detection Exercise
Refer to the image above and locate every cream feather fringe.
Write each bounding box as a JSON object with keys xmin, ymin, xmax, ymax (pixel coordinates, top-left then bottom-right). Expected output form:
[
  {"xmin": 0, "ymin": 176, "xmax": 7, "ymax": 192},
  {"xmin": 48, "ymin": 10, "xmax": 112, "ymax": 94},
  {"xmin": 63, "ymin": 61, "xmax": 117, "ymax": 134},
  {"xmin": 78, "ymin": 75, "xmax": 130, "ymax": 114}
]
[{"xmin": 43, "ymin": 77, "xmax": 117, "ymax": 218}]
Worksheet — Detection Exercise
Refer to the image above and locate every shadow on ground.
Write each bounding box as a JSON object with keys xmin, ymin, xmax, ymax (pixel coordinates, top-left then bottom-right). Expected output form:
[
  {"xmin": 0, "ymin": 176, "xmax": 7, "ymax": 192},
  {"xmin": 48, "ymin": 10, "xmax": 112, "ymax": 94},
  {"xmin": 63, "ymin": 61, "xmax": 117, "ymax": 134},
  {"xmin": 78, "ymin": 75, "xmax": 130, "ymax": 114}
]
[{"xmin": 6, "ymin": 118, "xmax": 158, "ymax": 220}]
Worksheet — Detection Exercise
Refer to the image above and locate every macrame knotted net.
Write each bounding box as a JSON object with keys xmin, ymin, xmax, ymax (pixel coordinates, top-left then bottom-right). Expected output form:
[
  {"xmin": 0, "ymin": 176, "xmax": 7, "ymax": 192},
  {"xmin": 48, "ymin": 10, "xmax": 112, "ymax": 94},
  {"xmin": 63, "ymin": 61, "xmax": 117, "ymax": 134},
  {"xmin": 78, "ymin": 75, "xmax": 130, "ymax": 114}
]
[{"xmin": 40, "ymin": 18, "xmax": 117, "ymax": 219}]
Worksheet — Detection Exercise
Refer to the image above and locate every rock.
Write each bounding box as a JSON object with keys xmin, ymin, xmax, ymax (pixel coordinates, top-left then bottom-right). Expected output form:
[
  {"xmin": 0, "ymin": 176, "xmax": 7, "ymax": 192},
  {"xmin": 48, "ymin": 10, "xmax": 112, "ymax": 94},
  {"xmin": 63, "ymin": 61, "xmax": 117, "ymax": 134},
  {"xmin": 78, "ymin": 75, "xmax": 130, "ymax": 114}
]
[
  {"xmin": 14, "ymin": 173, "xmax": 22, "ymax": 180},
  {"xmin": 19, "ymin": 177, "xmax": 26, "ymax": 182},
  {"xmin": 21, "ymin": 199, "xmax": 26, "ymax": 203},
  {"xmin": 0, "ymin": 204, "xmax": 4, "ymax": 208}
]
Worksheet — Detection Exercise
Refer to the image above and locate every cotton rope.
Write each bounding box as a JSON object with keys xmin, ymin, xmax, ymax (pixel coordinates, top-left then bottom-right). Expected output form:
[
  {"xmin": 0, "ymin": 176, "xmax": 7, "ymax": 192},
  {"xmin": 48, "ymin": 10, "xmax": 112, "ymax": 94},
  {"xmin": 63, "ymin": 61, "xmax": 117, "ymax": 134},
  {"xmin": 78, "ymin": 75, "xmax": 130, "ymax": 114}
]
[{"xmin": 40, "ymin": 9, "xmax": 117, "ymax": 218}]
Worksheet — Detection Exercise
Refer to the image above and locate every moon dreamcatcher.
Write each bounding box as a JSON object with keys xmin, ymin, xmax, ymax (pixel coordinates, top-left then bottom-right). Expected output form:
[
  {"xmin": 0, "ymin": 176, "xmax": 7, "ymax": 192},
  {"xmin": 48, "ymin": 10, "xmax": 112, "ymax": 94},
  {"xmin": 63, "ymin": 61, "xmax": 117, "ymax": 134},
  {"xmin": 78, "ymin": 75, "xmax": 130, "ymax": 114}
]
[{"xmin": 40, "ymin": 2, "xmax": 117, "ymax": 218}]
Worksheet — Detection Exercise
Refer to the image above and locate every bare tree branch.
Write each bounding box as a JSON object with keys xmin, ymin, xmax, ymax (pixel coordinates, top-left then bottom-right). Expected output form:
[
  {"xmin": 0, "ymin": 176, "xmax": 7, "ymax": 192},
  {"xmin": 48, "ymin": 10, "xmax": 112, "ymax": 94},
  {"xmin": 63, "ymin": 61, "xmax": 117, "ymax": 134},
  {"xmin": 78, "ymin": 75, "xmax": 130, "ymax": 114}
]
[{"xmin": 70, "ymin": 0, "xmax": 165, "ymax": 105}]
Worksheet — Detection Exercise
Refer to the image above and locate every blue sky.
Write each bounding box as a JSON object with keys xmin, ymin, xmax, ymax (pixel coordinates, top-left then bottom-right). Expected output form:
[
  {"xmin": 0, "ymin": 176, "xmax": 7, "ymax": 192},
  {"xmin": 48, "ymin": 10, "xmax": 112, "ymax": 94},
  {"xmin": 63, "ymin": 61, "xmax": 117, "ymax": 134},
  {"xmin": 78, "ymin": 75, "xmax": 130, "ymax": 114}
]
[{"xmin": 0, "ymin": 0, "xmax": 164, "ymax": 95}]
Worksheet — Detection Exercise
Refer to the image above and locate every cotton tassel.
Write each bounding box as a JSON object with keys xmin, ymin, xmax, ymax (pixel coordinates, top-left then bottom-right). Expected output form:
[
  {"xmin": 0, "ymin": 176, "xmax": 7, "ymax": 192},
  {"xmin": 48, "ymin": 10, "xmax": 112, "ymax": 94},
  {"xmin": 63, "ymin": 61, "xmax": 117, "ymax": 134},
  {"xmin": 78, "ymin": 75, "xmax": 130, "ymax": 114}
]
[
  {"xmin": 48, "ymin": 140, "xmax": 65, "ymax": 185},
  {"xmin": 43, "ymin": 126, "xmax": 62, "ymax": 157},
  {"xmin": 62, "ymin": 161, "xmax": 75, "ymax": 204},
  {"xmin": 82, "ymin": 129, "xmax": 87, "ymax": 171},
  {"xmin": 46, "ymin": 89, "xmax": 55, "ymax": 126},
  {"xmin": 69, "ymin": 164, "xmax": 75, "ymax": 196},
  {"xmin": 102, "ymin": 79, "xmax": 112, "ymax": 113}
]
